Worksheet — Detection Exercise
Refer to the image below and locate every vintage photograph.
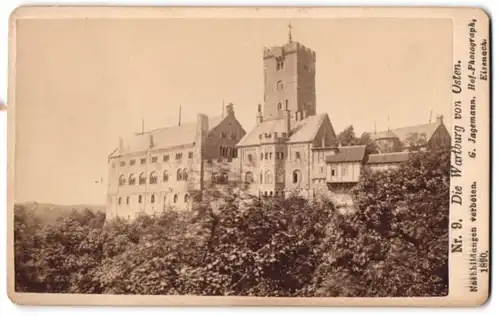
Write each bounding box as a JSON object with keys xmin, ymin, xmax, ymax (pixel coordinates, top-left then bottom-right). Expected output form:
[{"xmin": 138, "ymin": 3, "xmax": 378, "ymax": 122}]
[{"xmin": 12, "ymin": 12, "xmax": 454, "ymax": 298}]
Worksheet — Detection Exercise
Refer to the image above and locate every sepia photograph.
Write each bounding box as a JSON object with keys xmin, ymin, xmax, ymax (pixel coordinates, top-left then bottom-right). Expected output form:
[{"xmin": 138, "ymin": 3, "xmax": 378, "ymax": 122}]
[{"xmin": 7, "ymin": 6, "xmax": 490, "ymax": 306}]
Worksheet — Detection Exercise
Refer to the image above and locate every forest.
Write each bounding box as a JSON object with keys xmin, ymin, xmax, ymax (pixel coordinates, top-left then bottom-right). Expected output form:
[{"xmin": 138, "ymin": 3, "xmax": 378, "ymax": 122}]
[{"xmin": 14, "ymin": 149, "xmax": 450, "ymax": 297}]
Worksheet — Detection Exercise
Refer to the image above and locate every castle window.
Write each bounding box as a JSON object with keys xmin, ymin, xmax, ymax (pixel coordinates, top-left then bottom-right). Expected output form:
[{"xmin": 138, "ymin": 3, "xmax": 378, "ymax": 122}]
[
  {"xmin": 245, "ymin": 171, "xmax": 254, "ymax": 183},
  {"xmin": 138, "ymin": 195, "xmax": 143, "ymax": 204},
  {"xmin": 175, "ymin": 153, "xmax": 182, "ymax": 160},
  {"xmin": 292, "ymin": 170, "xmax": 301, "ymax": 184},
  {"xmin": 120, "ymin": 161, "xmax": 126, "ymax": 167},
  {"xmin": 276, "ymin": 58, "xmax": 284, "ymax": 71},
  {"xmin": 130, "ymin": 159, "xmax": 136, "ymax": 166},
  {"xmin": 151, "ymin": 156, "xmax": 158, "ymax": 163},
  {"xmin": 151, "ymin": 194, "xmax": 155, "ymax": 204},
  {"xmin": 140, "ymin": 158, "xmax": 146, "ymax": 164},
  {"xmin": 260, "ymin": 172, "xmax": 263, "ymax": 184},
  {"xmin": 174, "ymin": 194, "xmax": 178, "ymax": 204},
  {"xmin": 221, "ymin": 132, "xmax": 227, "ymax": 139},
  {"xmin": 285, "ymin": 99, "xmax": 288, "ymax": 109},
  {"xmin": 163, "ymin": 154, "xmax": 169, "ymax": 162},
  {"xmin": 319, "ymin": 166, "xmax": 324, "ymax": 173},
  {"xmin": 184, "ymin": 194, "xmax": 189, "ymax": 203},
  {"xmin": 119, "ymin": 175, "xmax": 126, "ymax": 186},
  {"xmin": 265, "ymin": 153, "xmax": 268, "ymax": 159},
  {"xmin": 139, "ymin": 172, "xmax": 146, "ymax": 185},
  {"xmin": 177, "ymin": 169, "xmax": 182, "ymax": 181},
  {"xmin": 163, "ymin": 170, "xmax": 169, "ymax": 182},
  {"xmin": 269, "ymin": 191, "xmax": 273, "ymax": 197},
  {"xmin": 269, "ymin": 153, "xmax": 273, "ymax": 160},
  {"xmin": 128, "ymin": 174, "xmax": 136, "ymax": 185},
  {"xmin": 247, "ymin": 154, "xmax": 253, "ymax": 162},
  {"xmin": 149, "ymin": 171, "xmax": 158, "ymax": 184},
  {"xmin": 126, "ymin": 196, "xmax": 130, "ymax": 205},
  {"xmin": 188, "ymin": 152, "xmax": 193, "ymax": 159},
  {"xmin": 263, "ymin": 191, "xmax": 268, "ymax": 197},
  {"xmin": 276, "ymin": 81, "xmax": 284, "ymax": 91},
  {"xmin": 277, "ymin": 102, "xmax": 282, "ymax": 111},
  {"xmin": 295, "ymin": 152, "xmax": 301, "ymax": 160},
  {"xmin": 331, "ymin": 168, "xmax": 336, "ymax": 177},
  {"xmin": 182, "ymin": 169, "xmax": 188, "ymax": 181},
  {"xmin": 265, "ymin": 170, "xmax": 273, "ymax": 184},
  {"xmin": 118, "ymin": 197, "xmax": 122, "ymax": 205}
]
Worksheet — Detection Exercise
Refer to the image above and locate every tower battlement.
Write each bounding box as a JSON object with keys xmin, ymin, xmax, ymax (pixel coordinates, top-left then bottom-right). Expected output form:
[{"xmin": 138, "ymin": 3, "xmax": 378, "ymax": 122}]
[{"xmin": 263, "ymin": 41, "xmax": 316, "ymax": 60}]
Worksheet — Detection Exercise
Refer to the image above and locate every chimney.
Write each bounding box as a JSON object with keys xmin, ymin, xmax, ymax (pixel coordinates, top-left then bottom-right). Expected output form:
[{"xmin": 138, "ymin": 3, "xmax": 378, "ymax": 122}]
[
  {"xmin": 149, "ymin": 134, "xmax": 154, "ymax": 148},
  {"xmin": 225, "ymin": 103, "xmax": 235, "ymax": 117},
  {"xmin": 119, "ymin": 137, "xmax": 124, "ymax": 152},
  {"xmin": 436, "ymin": 115, "xmax": 444, "ymax": 124},
  {"xmin": 285, "ymin": 109, "xmax": 291, "ymax": 136},
  {"xmin": 256, "ymin": 104, "xmax": 263, "ymax": 124}
]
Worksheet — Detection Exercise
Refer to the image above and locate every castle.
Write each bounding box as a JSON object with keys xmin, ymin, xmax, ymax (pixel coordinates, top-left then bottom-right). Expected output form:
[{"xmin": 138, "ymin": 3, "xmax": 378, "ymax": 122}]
[{"xmin": 106, "ymin": 27, "xmax": 450, "ymax": 220}]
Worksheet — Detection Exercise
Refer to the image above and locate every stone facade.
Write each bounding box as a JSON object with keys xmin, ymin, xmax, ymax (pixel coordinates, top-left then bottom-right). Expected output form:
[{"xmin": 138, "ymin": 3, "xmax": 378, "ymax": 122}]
[{"xmin": 107, "ymin": 104, "xmax": 245, "ymax": 220}]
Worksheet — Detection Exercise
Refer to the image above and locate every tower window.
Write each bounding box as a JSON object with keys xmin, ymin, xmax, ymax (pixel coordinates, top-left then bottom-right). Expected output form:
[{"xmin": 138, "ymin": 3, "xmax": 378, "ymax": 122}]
[
  {"xmin": 151, "ymin": 156, "xmax": 158, "ymax": 163},
  {"xmin": 129, "ymin": 159, "xmax": 136, "ymax": 166},
  {"xmin": 163, "ymin": 154, "xmax": 170, "ymax": 162},
  {"xmin": 277, "ymin": 102, "xmax": 282, "ymax": 111},
  {"xmin": 276, "ymin": 58, "xmax": 284, "ymax": 71},
  {"xmin": 188, "ymin": 152, "xmax": 193, "ymax": 159},
  {"xmin": 140, "ymin": 158, "xmax": 146, "ymax": 165},
  {"xmin": 276, "ymin": 81, "xmax": 284, "ymax": 91},
  {"xmin": 293, "ymin": 170, "xmax": 302, "ymax": 184},
  {"xmin": 118, "ymin": 197, "xmax": 122, "ymax": 205},
  {"xmin": 151, "ymin": 194, "xmax": 155, "ymax": 204},
  {"xmin": 126, "ymin": 196, "xmax": 130, "ymax": 205},
  {"xmin": 138, "ymin": 195, "xmax": 143, "ymax": 204},
  {"xmin": 174, "ymin": 194, "xmax": 178, "ymax": 204}
]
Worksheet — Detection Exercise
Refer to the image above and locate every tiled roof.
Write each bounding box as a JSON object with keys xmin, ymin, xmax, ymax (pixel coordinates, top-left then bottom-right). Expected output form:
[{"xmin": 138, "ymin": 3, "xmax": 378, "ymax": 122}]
[
  {"xmin": 112, "ymin": 115, "xmax": 225, "ymax": 156},
  {"xmin": 367, "ymin": 152, "xmax": 410, "ymax": 164},
  {"xmin": 325, "ymin": 145, "xmax": 367, "ymax": 163},
  {"xmin": 371, "ymin": 122, "xmax": 442, "ymax": 142},
  {"xmin": 236, "ymin": 113, "xmax": 328, "ymax": 147}
]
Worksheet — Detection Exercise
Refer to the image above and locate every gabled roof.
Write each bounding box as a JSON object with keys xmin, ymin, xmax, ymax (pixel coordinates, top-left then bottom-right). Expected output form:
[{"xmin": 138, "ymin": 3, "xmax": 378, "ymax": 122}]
[
  {"xmin": 367, "ymin": 152, "xmax": 410, "ymax": 164},
  {"xmin": 236, "ymin": 113, "xmax": 329, "ymax": 147},
  {"xmin": 325, "ymin": 145, "xmax": 366, "ymax": 163},
  {"xmin": 111, "ymin": 115, "xmax": 225, "ymax": 157},
  {"xmin": 371, "ymin": 122, "xmax": 443, "ymax": 142}
]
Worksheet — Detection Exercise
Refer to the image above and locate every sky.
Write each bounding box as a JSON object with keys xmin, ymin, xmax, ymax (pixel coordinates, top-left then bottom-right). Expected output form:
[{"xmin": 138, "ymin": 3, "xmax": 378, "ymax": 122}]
[{"xmin": 13, "ymin": 17, "xmax": 453, "ymax": 205}]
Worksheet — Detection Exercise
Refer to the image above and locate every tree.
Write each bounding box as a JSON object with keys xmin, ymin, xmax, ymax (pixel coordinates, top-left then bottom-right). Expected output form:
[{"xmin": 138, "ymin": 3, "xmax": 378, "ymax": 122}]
[
  {"xmin": 358, "ymin": 132, "xmax": 379, "ymax": 154},
  {"xmin": 338, "ymin": 125, "xmax": 357, "ymax": 146},
  {"xmin": 403, "ymin": 132, "xmax": 428, "ymax": 151},
  {"xmin": 305, "ymin": 149, "xmax": 450, "ymax": 297}
]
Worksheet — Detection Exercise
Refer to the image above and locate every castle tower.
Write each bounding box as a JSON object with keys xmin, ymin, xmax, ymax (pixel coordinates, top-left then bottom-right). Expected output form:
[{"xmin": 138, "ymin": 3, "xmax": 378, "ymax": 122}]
[{"xmin": 262, "ymin": 23, "xmax": 316, "ymax": 121}]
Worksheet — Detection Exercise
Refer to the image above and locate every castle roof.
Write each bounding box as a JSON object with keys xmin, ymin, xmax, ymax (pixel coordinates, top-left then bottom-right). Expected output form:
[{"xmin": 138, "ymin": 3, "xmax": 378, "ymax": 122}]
[
  {"xmin": 236, "ymin": 113, "xmax": 329, "ymax": 147},
  {"xmin": 367, "ymin": 152, "xmax": 410, "ymax": 164},
  {"xmin": 325, "ymin": 145, "xmax": 367, "ymax": 163},
  {"xmin": 111, "ymin": 115, "xmax": 225, "ymax": 157},
  {"xmin": 371, "ymin": 121, "xmax": 443, "ymax": 142}
]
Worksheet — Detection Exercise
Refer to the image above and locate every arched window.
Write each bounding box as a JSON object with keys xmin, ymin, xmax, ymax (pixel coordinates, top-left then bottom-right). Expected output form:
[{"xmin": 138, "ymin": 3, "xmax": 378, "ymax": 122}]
[
  {"xmin": 126, "ymin": 196, "xmax": 130, "ymax": 205},
  {"xmin": 184, "ymin": 194, "xmax": 189, "ymax": 203},
  {"xmin": 173, "ymin": 194, "xmax": 178, "ymax": 203},
  {"xmin": 151, "ymin": 194, "xmax": 155, "ymax": 203},
  {"xmin": 276, "ymin": 80, "xmax": 284, "ymax": 90},
  {"xmin": 245, "ymin": 171, "xmax": 254, "ymax": 183},
  {"xmin": 128, "ymin": 174, "xmax": 136, "ymax": 185},
  {"xmin": 265, "ymin": 170, "xmax": 273, "ymax": 184},
  {"xmin": 149, "ymin": 171, "xmax": 157, "ymax": 184},
  {"xmin": 293, "ymin": 170, "xmax": 301, "ymax": 184},
  {"xmin": 260, "ymin": 172, "xmax": 263, "ymax": 184},
  {"xmin": 118, "ymin": 197, "xmax": 122, "ymax": 205},
  {"xmin": 119, "ymin": 175, "xmax": 126, "ymax": 186},
  {"xmin": 263, "ymin": 191, "xmax": 268, "ymax": 197},
  {"xmin": 270, "ymin": 191, "xmax": 273, "ymax": 197},
  {"xmin": 139, "ymin": 173, "xmax": 146, "ymax": 185},
  {"xmin": 163, "ymin": 170, "xmax": 169, "ymax": 182},
  {"xmin": 182, "ymin": 168, "xmax": 188, "ymax": 181},
  {"xmin": 138, "ymin": 195, "xmax": 143, "ymax": 204},
  {"xmin": 277, "ymin": 102, "xmax": 282, "ymax": 111},
  {"xmin": 177, "ymin": 169, "xmax": 182, "ymax": 181}
]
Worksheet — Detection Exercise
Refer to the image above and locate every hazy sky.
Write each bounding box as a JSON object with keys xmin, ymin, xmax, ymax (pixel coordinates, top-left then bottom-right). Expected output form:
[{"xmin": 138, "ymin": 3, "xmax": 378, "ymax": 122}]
[{"xmin": 14, "ymin": 17, "xmax": 452, "ymax": 205}]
